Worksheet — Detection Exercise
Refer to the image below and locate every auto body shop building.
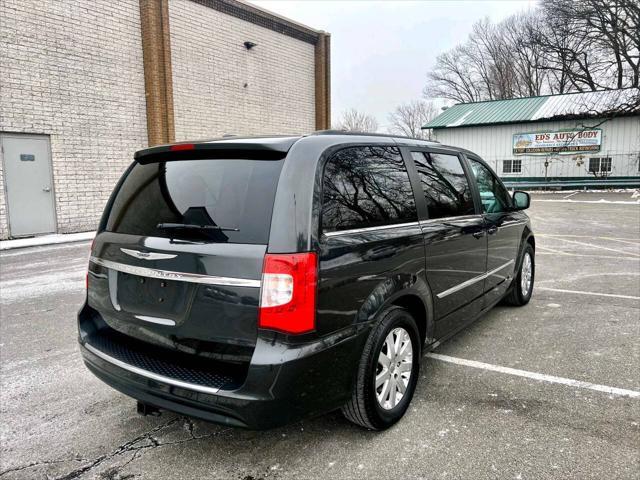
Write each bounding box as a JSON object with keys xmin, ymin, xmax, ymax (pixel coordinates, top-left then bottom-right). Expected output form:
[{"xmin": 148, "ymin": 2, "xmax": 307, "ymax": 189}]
[
  {"xmin": 423, "ymin": 89, "xmax": 640, "ymax": 189},
  {"xmin": 0, "ymin": 0, "xmax": 330, "ymax": 239}
]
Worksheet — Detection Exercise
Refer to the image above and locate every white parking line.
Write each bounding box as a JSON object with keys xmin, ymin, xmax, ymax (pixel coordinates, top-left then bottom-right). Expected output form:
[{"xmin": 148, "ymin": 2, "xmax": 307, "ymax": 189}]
[
  {"xmin": 426, "ymin": 353, "xmax": 640, "ymax": 399},
  {"xmin": 536, "ymin": 252, "xmax": 640, "ymax": 260},
  {"xmin": 534, "ymin": 199, "xmax": 640, "ymax": 205},
  {"xmin": 562, "ymin": 191, "xmax": 579, "ymax": 199},
  {"xmin": 536, "ymin": 245, "xmax": 640, "ymax": 261},
  {"xmin": 537, "ymin": 235, "xmax": 640, "ymax": 257},
  {"xmin": 536, "ymin": 286, "xmax": 640, "ymax": 300},
  {"xmin": 538, "ymin": 234, "xmax": 640, "ymax": 246}
]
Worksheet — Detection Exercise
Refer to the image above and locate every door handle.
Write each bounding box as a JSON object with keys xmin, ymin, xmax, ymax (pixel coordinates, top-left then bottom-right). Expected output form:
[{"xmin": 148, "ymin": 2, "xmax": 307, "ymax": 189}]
[
  {"xmin": 42, "ymin": 186, "xmax": 51, "ymax": 192},
  {"xmin": 472, "ymin": 231, "xmax": 485, "ymax": 239},
  {"xmin": 487, "ymin": 226, "xmax": 498, "ymax": 235}
]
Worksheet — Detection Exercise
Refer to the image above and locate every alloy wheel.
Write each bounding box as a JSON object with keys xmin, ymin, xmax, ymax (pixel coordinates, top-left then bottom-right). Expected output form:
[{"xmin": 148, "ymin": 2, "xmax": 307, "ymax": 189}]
[
  {"xmin": 375, "ymin": 327, "xmax": 414, "ymax": 410},
  {"xmin": 521, "ymin": 252, "xmax": 532, "ymax": 296}
]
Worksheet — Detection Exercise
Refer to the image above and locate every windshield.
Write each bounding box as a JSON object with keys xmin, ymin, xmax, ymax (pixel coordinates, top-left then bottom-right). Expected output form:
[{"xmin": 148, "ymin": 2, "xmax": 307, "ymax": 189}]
[{"xmin": 105, "ymin": 158, "xmax": 284, "ymax": 244}]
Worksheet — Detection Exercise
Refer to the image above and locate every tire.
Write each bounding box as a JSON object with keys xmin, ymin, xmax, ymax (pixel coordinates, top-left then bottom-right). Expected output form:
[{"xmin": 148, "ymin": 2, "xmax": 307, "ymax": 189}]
[
  {"xmin": 341, "ymin": 306, "xmax": 421, "ymax": 430},
  {"xmin": 504, "ymin": 243, "xmax": 535, "ymax": 306}
]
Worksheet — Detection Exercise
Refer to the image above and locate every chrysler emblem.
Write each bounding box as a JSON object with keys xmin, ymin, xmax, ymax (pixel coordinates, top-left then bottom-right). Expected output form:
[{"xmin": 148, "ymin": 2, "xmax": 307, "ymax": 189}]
[{"xmin": 120, "ymin": 248, "xmax": 177, "ymax": 261}]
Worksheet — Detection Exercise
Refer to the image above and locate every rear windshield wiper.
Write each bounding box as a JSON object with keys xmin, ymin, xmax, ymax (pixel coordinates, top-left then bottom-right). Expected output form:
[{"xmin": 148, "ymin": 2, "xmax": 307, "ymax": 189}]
[{"xmin": 157, "ymin": 223, "xmax": 240, "ymax": 232}]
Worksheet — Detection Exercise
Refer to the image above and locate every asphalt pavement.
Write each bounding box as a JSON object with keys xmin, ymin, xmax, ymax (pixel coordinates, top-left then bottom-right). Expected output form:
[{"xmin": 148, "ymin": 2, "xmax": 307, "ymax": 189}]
[{"xmin": 1, "ymin": 190, "xmax": 638, "ymax": 479}]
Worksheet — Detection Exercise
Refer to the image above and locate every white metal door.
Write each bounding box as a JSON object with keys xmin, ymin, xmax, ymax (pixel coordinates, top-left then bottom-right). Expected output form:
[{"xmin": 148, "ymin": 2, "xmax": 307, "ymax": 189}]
[{"xmin": 1, "ymin": 134, "xmax": 56, "ymax": 237}]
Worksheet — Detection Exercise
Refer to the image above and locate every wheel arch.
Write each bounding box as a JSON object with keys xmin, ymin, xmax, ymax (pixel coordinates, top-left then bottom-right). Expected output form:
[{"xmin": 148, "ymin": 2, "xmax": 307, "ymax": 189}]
[
  {"xmin": 391, "ymin": 294, "xmax": 431, "ymax": 346},
  {"xmin": 356, "ymin": 274, "xmax": 435, "ymax": 348}
]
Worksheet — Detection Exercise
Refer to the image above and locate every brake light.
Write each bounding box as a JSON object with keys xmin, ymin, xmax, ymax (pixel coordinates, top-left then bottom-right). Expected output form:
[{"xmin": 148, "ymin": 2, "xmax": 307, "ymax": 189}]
[
  {"xmin": 86, "ymin": 235, "xmax": 96, "ymax": 292},
  {"xmin": 170, "ymin": 143, "xmax": 195, "ymax": 151},
  {"xmin": 258, "ymin": 253, "xmax": 318, "ymax": 334}
]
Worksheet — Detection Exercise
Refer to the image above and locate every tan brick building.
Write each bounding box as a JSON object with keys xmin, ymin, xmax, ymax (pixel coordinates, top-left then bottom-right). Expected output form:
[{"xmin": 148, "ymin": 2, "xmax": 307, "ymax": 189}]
[{"xmin": 0, "ymin": 0, "xmax": 330, "ymax": 239}]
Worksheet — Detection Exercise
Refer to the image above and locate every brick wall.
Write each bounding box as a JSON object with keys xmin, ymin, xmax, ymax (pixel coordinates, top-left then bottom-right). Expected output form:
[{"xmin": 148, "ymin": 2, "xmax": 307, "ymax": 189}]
[
  {"xmin": 169, "ymin": 0, "xmax": 316, "ymax": 140},
  {"xmin": 0, "ymin": 0, "xmax": 148, "ymax": 238}
]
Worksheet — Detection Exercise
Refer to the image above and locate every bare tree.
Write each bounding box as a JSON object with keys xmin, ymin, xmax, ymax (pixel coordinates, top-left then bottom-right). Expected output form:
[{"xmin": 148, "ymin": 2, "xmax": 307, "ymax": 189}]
[
  {"xmin": 387, "ymin": 100, "xmax": 438, "ymax": 139},
  {"xmin": 425, "ymin": 0, "xmax": 639, "ymax": 102},
  {"xmin": 424, "ymin": 45, "xmax": 484, "ymax": 103},
  {"xmin": 540, "ymin": 0, "xmax": 639, "ymax": 90},
  {"xmin": 336, "ymin": 109, "xmax": 379, "ymax": 133}
]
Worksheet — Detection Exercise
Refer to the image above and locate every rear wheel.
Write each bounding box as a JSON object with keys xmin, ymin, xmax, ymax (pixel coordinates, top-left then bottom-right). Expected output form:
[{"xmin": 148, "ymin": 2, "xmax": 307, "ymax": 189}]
[
  {"xmin": 342, "ymin": 306, "xmax": 420, "ymax": 430},
  {"xmin": 504, "ymin": 243, "xmax": 535, "ymax": 306}
]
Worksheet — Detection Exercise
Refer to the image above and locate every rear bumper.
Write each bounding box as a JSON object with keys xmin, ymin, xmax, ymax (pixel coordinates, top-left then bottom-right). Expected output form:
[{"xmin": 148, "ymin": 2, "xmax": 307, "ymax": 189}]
[{"xmin": 79, "ymin": 326, "xmax": 367, "ymax": 430}]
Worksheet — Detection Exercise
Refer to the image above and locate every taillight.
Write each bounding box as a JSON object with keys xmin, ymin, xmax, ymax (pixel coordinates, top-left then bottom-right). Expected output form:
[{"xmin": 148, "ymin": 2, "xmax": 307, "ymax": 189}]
[
  {"xmin": 258, "ymin": 253, "xmax": 318, "ymax": 334},
  {"xmin": 86, "ymin": 236, "xmax": 96, "ymax": 293}
]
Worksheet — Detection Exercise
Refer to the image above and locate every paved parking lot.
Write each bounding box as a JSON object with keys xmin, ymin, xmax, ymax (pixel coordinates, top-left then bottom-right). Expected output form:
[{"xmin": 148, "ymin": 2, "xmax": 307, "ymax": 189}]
[{"xmin": 1, "ymin": 190, "xmax": 639, "ymax": 479}]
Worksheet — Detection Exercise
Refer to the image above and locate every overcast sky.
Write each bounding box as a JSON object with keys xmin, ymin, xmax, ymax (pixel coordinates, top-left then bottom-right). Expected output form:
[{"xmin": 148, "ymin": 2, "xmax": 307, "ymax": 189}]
[{"xmin": 251, "ymin": 0, "xmax": 538, "ymax": 130}]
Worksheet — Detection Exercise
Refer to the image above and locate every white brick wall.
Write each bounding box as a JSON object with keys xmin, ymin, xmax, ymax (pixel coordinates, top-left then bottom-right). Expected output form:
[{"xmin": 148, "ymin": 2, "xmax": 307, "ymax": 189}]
[
  {"xmin": 0, "ymin": 0, "xmax": 319, "ymax": 239},
  {"xmin": 0, "ymin": 0, "xmax": 148, "ymax": 238},
  {"xmin": 169, "ymin": 0, "xmax": 316, "ymax": 140}
]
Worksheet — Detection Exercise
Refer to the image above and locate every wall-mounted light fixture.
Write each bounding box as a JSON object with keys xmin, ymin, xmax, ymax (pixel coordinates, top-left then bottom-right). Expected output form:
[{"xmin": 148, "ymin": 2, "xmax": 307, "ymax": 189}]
[{"xmin": 244, "ymin": 41, "xmax": 257, "ymax": 50}]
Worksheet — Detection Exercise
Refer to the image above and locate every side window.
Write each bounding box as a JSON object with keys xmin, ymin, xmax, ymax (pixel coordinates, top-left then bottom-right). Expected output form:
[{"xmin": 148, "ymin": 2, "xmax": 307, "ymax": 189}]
[
  {"xmin": 321, "ymin": 146, "xmax": 417, "ymax": 232},
  {"xmin": 411, "ymin": 151, "xmax": 475, "ymax": 219},
  {"xmin": 469, "ymin": 158, "xmax": 512, "ymax": 214}
]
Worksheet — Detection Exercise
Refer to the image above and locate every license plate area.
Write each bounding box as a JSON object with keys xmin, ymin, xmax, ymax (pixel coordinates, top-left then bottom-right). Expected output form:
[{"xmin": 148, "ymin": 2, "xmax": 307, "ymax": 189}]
[{"xmin": 116, "ymin": 271, "xmax": 193, "ymax": 320}]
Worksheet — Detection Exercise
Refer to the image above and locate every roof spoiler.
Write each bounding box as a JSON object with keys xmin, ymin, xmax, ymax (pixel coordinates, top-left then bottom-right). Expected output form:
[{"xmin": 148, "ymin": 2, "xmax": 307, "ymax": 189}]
[{"xmin": 134, "ymin": 139, "xmax": 297, "ymax": 164}]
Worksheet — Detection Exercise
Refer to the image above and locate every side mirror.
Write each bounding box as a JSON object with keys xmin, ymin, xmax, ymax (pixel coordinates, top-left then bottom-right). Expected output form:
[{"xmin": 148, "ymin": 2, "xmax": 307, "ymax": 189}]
[{"xmin": 512, "ymin": 191, "xmax": 530, "ymax": 210}]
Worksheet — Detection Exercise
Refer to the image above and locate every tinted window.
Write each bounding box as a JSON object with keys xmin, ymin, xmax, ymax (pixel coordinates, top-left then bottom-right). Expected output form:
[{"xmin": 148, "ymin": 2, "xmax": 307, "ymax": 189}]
[
  {"xmin": 411, "ymin": 152, "xmax": 475, "ymax": 219},
  {"xmin": 469, "ymin": 158, "xmax": 512, "ymax": 214},
  {"xmin": 106, "ymin": 158, "xmax": 283, "ymax": 244},
  {"xmin": 321, "ymin": 146, "xmax": 417, "ymax": 232}
]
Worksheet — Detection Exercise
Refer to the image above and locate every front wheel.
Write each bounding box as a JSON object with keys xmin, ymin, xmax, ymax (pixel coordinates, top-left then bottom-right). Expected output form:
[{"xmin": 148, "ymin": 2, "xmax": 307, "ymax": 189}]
[
  {"xmin": 504, "ymin": 243, "xmax": 535, "ymax": 306},
  {"xmin": 342, "ymin": 306, "xmax": 421, "ymax": 430}
]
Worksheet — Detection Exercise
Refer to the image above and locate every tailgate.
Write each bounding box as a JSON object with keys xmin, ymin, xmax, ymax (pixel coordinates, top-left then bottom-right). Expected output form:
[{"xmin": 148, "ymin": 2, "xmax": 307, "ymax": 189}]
[{"xmin": 88, "ymin": 233, "xmax": 264, "ymax": 356}]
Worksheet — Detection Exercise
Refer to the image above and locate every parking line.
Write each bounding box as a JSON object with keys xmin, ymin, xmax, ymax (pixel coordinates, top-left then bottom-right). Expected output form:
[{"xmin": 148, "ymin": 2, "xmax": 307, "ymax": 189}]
[
  {"xmin": 534, "ymin": 199, "xmax": 640, "ymax": 205},
  {"xmin": 536, "ymin": 235, "xmax": 640, "ymax": 257},
  {"xmin": 426, "ymin": 353, "xmax": 640, "ymax": 399},
  {"xmin": 536, "ymin": 287, "xmax": 640, "ymax": 300},
  {"xmin": 536, "ymin": 245, "xmax": 640, "ymax": 261},
  {"xmin": 562, "ymin": 191, "xmax": 579, "ymax": 199},
  {"xmin": 539, "ymin": 234, "xmax": 640, "ymax": 246}
]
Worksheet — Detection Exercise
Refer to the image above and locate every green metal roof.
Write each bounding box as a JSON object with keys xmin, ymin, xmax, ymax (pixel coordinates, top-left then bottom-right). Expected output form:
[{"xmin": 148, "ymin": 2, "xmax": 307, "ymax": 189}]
[
  {"xmin": 424, "ymin": 96, "xmax": 549, "ymax": 129},
  {"xmin": 423, "ymin": 89, "xmax": 639, "ymax": 129}
]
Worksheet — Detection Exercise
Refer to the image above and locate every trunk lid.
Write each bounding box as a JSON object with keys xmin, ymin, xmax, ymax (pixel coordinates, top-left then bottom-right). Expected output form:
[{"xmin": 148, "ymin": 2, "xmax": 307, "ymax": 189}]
[{"xmin": 87, "ymin": 153, "xmax": 285, "ymax": 361}]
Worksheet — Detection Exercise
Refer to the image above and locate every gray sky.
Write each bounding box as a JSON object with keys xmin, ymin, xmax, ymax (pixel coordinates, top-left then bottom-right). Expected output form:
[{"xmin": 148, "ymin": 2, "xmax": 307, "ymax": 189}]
[{"xmin": 251, "ymin": 0, "xmax": 537, "ymax": 130}]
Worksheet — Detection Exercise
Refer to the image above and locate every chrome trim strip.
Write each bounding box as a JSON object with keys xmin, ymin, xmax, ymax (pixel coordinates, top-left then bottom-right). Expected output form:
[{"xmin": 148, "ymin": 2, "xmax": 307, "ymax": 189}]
[
  {"xmin": 134, "ymin": 315, "xmax": 176, "ymax": 326},
  {"xmin": 323, "ymin": 221, "xmax": 421, "ymax": 237},
  {"xmin": 84, "ymin": 343, "xmax": 220, "ymax": 394},
  {"xmin": 419, "ymin": 214, "xmax": 482, "ymax": 226},
  {"xmin": 499, "ymin": 221, "xmax": 527, "ymax": 229},
  {"xmin": 436, "ymin": 259, "xmax": 515, "ymax": 299},
  {"xmin": 89, "ymin": 256, "xmax": 261, "ymax": 288}
]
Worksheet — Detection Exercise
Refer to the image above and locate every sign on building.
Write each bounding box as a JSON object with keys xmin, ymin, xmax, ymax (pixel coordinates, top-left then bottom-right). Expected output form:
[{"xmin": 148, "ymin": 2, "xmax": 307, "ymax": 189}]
[{"xmin": 513, "ymin": 129, "xmax": 602, "ymax": 155}]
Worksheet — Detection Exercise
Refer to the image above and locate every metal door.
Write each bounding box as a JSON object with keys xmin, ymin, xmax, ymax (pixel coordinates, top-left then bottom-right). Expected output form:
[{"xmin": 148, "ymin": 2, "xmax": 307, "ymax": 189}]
[
  {"xmin": 1, "ymin": 134, "xmax": 56, "ymax": 237},
  {"xmin": 405, "ymin": 148, "xmax": 487, "ymax": 339}
]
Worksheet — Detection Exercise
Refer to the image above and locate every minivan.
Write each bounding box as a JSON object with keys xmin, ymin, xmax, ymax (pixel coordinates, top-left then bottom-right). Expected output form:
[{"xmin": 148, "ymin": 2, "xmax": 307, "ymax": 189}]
[{"xmin": 79, "ymin": 132, "xmax": 535, "ymax": 430}]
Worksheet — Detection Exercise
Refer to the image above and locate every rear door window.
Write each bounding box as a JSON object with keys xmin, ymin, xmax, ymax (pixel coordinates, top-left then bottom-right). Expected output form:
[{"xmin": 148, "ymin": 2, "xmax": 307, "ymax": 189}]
[
  {"xmin": 410, "ymin": 151, "xmax": 475, "ymax": 219},
  {"xmin": 105, "ymin": 158, "xmax": 284, "ymax": 244},
  {"xmin": 321, "ymin": 146, "xmax": 417, "ymax": 233}
]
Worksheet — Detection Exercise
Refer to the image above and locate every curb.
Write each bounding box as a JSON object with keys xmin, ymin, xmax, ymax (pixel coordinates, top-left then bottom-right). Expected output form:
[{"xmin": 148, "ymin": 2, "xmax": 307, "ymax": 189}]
[{"xmin": 0, "ymin": 231, "xmax": 96, "ymax": 251}]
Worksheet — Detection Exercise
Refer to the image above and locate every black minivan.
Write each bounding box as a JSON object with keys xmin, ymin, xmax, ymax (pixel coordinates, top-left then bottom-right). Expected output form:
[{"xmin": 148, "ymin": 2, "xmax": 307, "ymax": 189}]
[{"xmin": 79, "ymin": 132, "xmax": 535, "ymax": 430}]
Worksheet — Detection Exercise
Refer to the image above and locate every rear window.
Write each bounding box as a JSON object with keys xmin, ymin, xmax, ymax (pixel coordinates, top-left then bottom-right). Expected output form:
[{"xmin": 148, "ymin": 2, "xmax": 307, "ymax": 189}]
[{"xmin": 105, "ymin": 158, "xmax": 284, "ymax": 244}]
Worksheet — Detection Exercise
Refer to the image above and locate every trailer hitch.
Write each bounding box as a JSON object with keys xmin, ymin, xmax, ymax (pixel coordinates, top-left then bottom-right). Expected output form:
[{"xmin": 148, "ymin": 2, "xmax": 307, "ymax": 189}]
[{"xmin": 137, "ymin": 401, "xmax": 162, "ymax": 417}]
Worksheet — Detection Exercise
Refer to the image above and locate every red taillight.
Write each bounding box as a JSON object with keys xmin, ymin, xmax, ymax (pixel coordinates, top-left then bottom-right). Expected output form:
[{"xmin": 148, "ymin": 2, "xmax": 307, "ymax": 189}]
[
  {"xmin": 258, "ymin": 253, "xmax": 317, "ymax": 334},
  {"xmin": 170, "ymin": 143, "xmax": 195, "ymax": 151}
]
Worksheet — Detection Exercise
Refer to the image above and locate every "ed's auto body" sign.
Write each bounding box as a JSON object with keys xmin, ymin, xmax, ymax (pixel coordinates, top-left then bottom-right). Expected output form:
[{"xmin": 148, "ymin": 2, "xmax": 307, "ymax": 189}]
[{"xmin": 512, "ymin": 129, "xmax": 602, "ymax": 155}]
